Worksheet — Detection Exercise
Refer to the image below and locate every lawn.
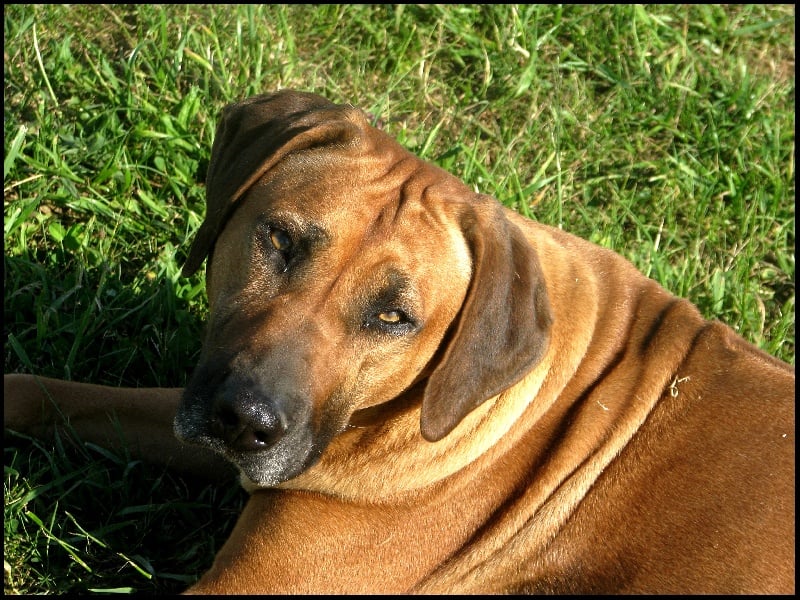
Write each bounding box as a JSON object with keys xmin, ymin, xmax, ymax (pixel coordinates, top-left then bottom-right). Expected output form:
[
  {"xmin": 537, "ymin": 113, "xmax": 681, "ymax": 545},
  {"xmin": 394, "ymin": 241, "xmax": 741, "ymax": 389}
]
[{"xmin": 3, "ymin": 4, "xmax": 794, "ymax": 593}]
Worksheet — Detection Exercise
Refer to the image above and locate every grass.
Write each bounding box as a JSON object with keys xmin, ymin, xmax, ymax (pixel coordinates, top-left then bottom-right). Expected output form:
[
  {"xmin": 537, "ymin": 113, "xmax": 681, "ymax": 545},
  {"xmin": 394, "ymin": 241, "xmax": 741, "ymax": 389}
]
[{"xmin": 3, "ymin": 4, "xmax": 794, "ymax": 594}]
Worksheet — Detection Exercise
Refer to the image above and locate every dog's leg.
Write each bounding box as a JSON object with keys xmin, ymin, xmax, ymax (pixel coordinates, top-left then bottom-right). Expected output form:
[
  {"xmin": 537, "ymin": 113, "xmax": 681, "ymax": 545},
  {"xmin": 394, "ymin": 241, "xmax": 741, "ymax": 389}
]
[{"xmin": 4, "ymin": 373, "xmax": 233, "ymax": 480}]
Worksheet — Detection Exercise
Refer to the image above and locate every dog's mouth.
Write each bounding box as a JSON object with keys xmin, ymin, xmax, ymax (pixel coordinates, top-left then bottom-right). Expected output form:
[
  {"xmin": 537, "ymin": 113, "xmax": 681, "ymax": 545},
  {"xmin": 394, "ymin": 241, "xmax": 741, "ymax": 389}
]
[
  {"xmin": 173, "ymin": 372, "xmax": 330, "ymax": 488},
  {"xmin": 174, "ymin": 412, "xmax": 320, "ymax": 488}
]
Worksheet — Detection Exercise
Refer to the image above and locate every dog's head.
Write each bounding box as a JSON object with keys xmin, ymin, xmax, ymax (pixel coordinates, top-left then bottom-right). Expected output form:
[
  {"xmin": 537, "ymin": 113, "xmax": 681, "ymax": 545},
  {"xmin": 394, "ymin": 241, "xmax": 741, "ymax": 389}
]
[{"xmin": 174, "ymin": 90, "xmax": 552, "ymax": 488}]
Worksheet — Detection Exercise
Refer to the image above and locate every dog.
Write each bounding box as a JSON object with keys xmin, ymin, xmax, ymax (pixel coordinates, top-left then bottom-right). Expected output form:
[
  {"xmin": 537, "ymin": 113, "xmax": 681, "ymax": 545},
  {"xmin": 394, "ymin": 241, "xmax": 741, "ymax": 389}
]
[{"xmin": 4, "ymin": 90, "xmax": 794, "ymax": 594}]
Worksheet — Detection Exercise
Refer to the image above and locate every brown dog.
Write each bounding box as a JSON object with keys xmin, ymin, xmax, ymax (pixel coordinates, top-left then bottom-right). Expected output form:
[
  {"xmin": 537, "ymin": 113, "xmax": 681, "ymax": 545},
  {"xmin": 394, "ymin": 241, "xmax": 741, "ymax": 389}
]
[{"xmin": 4, "ymin": 90, "xmax": 794, "ymax": 594}]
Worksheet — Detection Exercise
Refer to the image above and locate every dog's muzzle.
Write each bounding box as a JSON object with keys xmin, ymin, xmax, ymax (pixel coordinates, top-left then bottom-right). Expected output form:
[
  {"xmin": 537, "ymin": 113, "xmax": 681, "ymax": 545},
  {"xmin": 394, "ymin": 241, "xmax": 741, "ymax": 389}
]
[
  {"xmin": 210, "ymin": 377, "xmax": 289, "ymax": 452},
  {"xmin": 174, "ymin": 371, "xmax": 319, "ymax": 487}
]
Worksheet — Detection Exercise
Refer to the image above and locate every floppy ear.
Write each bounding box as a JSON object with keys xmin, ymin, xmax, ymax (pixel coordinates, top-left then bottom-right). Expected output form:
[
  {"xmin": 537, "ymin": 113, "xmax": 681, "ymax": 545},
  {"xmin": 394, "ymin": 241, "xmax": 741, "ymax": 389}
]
[
  {"xmin": 420, "ymin": 196, "xmax": 553, "ymax": 442},
  {"xmin": 182, "ymin": 90, "xmax": 364, "ymax": 276}
]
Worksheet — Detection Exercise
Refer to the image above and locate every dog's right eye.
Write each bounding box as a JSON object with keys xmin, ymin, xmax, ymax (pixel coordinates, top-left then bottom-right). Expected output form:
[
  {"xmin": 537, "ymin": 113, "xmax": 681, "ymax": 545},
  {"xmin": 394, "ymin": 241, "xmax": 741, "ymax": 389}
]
[
  {"xmin": 258, "ymin": 225, "xmax": 296, "ymax": 274},
  {"xmin": 269, "ymin": 228, "xmax": 292, "ymax": 253}
]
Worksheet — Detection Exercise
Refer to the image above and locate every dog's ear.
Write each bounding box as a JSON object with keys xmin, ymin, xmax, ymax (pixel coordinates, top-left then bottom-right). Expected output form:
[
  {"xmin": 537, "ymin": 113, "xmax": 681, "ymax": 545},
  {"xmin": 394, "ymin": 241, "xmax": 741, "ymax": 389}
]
[
  {"xmin": 182, "ymin": 90, "xmax": 363, "ymax": 276},
  {"xmin": 420, "ymin": 196, "xmax": 553, "ymax": 442}
]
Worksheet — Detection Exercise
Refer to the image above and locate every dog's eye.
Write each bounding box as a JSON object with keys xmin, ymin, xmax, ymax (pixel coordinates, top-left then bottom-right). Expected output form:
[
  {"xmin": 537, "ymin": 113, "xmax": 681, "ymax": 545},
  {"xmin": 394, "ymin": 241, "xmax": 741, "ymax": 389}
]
[
  {"xmin": 364, "ymin": 308, "xmax": 417, "ymax": 336},
  {"xmin": 377, "ymin": 310, "xmax": 405, "ymax": 324},
  {"xmin": 269, "ymin": 228, "xmax": 292, "ymax": 252}
]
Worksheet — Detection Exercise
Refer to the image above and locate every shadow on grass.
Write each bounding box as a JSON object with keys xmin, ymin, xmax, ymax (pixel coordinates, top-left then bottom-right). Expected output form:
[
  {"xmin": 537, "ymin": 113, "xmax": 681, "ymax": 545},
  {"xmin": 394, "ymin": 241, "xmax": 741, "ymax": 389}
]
[{"xmin": 4, "ymin": 255, "xmax": 247, "ymax": 594}]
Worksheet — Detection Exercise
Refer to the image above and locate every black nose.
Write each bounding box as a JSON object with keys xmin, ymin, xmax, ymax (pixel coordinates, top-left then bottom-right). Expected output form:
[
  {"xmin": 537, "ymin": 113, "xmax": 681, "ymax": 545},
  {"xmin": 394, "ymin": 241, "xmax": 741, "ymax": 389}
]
[{"xmin": 211, "ymin": 382, "xmax": 287, "ymax": 452}]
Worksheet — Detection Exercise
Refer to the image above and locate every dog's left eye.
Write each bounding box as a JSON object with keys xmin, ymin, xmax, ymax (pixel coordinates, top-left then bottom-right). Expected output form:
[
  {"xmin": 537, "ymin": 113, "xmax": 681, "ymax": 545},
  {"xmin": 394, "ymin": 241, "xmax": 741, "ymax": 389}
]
[
  {"xmin": 377, "ymin": 310, "xmax": 405, "ymax": 324},
  {"xmin": 364, "ymin": 308, "xmax": 417, "ymax": 336}
]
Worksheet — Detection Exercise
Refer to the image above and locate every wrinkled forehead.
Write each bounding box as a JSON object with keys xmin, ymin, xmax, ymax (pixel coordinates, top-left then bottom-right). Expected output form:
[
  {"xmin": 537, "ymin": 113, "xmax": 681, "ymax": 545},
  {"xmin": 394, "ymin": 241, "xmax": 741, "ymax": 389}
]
[
  {"xmin": 211, "ymin": 135, "xmax": 474, "ymax": 318},
  {"xmin": 247, "ymin": 137, "xmax": 466, "ymax": 241}
]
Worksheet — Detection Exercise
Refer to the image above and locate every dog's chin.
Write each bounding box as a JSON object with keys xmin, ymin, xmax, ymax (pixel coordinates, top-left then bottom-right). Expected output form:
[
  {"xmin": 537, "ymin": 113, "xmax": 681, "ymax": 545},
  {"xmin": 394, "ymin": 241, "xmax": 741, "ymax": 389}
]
[
  {"xmin": 237, "ymin": 466, "xmax": 300, "ymax": 492},
  {"xmin": 238, "ymin": 473, "xmax": 263, "ymax": 493},
  {"xmin": 186, "ymin": 435, "xmax": 322, "ymax": 489},
  {"xmin": 231, "ymin": 442, "xmax": 322, "ymax": 490},
  {"xmin": 237, "ymin": 468, "xmax": 302, "ymax": 492}
]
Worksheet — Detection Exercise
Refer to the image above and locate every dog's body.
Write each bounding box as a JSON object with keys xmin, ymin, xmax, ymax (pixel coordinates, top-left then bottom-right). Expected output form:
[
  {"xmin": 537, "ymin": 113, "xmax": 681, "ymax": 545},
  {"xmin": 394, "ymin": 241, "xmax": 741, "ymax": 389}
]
[{"xmin": 4, "ymin": 90, "xmax": 794, "ymax": 594}]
